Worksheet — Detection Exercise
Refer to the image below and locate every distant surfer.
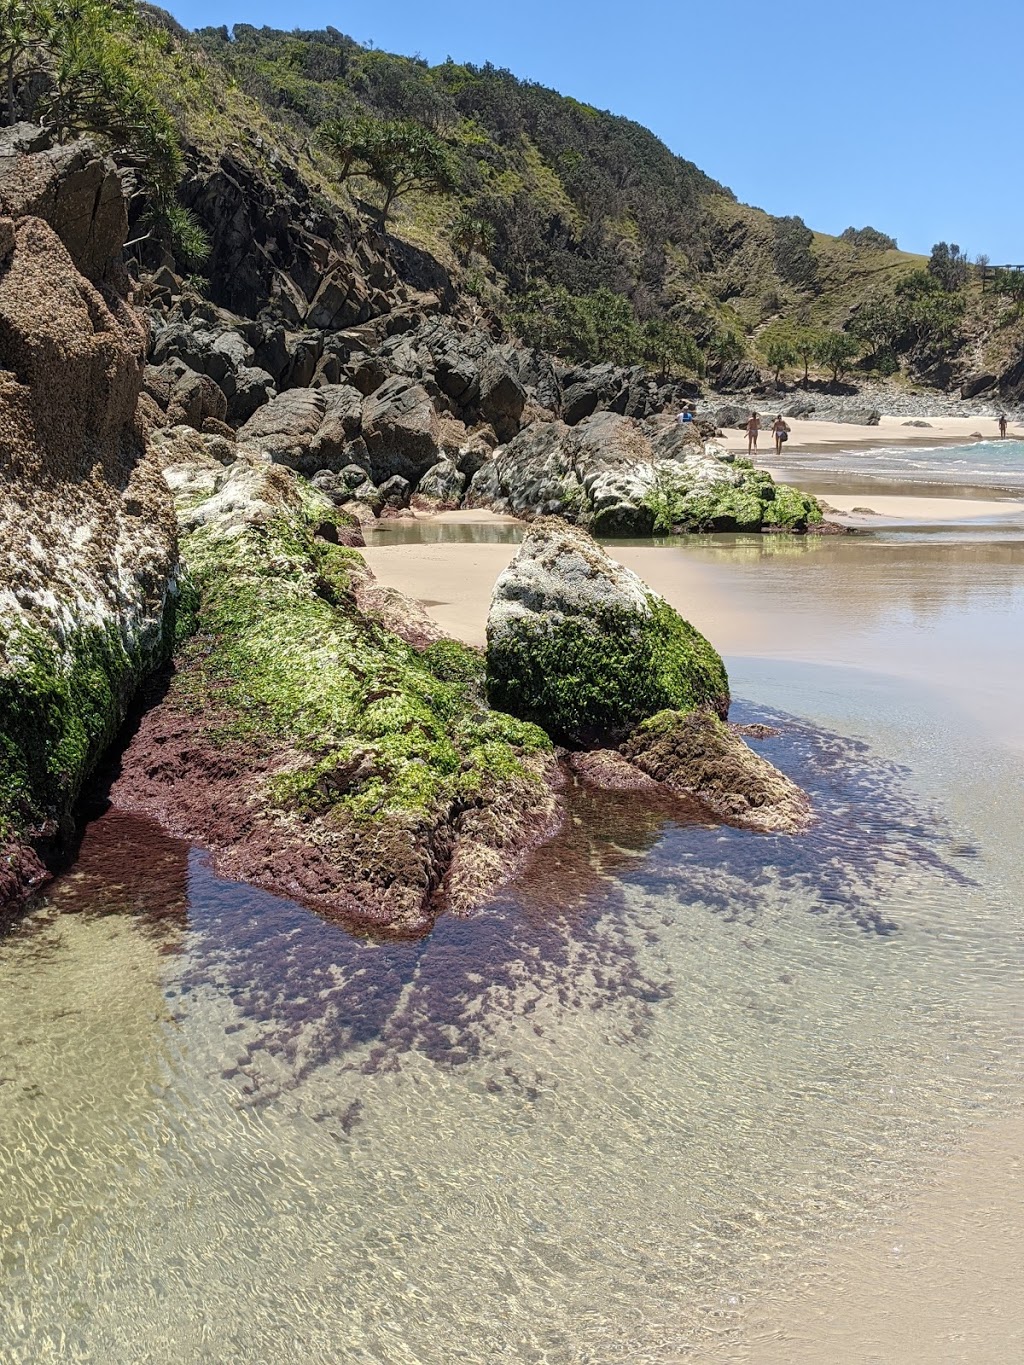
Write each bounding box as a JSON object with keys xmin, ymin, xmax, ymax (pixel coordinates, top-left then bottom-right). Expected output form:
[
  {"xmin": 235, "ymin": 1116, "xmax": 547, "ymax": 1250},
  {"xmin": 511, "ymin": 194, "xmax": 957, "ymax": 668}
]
[{"xmin": 998, "ymin": 413, "xmax": 1008, "ymax": 438}]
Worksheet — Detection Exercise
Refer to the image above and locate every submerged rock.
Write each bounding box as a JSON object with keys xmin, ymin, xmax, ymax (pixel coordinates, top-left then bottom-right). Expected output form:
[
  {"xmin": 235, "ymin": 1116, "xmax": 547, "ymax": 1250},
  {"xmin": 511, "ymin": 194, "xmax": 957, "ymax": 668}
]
[
  {"xmin": 620, "ymin": 710, "xmax": 811, "ymax": 834},
  {"xmin": 485, "ymin": 520, "xmax": 729, "ymax": 746},
  {"xmin": 110, "ymin": 453, "xmax": 561, "ymax": 934}
]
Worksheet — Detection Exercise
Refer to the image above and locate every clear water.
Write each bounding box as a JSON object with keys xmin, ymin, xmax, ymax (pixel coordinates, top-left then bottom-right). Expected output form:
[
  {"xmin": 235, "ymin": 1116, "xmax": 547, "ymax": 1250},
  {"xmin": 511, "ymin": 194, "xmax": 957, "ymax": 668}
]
[{"xmin": 3, "ymin": 522, "xmax": 1024, "ymax": 1362}]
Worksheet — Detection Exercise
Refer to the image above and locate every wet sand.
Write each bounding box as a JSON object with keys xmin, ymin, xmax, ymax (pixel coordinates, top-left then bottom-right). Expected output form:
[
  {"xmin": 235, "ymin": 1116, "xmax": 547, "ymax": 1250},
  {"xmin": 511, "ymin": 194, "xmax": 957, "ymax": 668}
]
[{"xmin": 821, "ymin": 493, "xmax": 1024, "ymax": 523}]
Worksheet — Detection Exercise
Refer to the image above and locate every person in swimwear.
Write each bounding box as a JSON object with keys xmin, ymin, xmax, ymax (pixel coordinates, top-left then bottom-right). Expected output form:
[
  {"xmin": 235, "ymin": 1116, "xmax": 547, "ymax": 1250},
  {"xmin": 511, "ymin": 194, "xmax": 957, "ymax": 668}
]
[{"xmin": 746, "ymin": 412, "xmax": 760, "ymax": 454}]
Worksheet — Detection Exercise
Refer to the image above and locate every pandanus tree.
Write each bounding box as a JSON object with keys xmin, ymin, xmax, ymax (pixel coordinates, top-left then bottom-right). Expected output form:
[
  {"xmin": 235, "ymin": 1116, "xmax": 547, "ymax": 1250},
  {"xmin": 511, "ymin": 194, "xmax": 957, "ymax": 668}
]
[
  {"xmin": 322, "ymin": 114, "xmax": 461, "ymax": 226},
  {"xmin": 0, "ymin": 1, "xmax": 205, "ymax": 263}
]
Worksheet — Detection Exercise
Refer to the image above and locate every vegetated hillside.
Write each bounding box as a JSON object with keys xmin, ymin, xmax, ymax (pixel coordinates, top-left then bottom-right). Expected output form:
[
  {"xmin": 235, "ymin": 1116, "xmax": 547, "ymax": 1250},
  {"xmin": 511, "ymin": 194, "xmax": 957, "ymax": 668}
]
[
  {"xmin": 185, "ymin": 23, "xmax": 929, "ymax": 365},
  {"xmin": 3, "ymin": 3, "xmax": 1018, "ymax": 395}
]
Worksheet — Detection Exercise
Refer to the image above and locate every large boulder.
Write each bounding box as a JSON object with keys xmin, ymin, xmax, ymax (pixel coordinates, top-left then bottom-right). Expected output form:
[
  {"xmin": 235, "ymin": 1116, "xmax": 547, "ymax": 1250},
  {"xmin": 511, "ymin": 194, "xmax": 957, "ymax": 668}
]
[
  {"xmin": 414, "ymin": 458, "xmax": 466, "ymax": 507},
  {"xmin": 235, "ymin": 383, "xmax": 363, "ymax": 473},
  {"xmin": 361, "ymin": 375, "xmax": 443, "ymax": 483},
  {"xmin": 485, "ymin": 520, "xmax": 729, "ymax": 746},
  {"xmin": 0, "ymin": 125, "xmax": 127, "ymax": 283},
  {"xmin": 477, "ymin": 353, "xmax": 526, "ymax": 438},
  {"xmin": 834, "ymin": 407, "xmax": 881, "ymax": 426},
  {"xmin": 0, "ymin": 154, "xmax": 178, "ymax": 905}
]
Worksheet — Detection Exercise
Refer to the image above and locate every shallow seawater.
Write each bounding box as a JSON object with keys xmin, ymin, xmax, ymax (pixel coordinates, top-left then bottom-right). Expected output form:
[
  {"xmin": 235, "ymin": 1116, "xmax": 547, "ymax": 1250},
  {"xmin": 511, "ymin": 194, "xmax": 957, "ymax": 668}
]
[
  {"xmin": 4, "ymin": 519, "xmax": 1024, "ymax": 1362},
  {"xmin": 772, "ymin": 437, "xmax": 1024, "ymax": 499}
]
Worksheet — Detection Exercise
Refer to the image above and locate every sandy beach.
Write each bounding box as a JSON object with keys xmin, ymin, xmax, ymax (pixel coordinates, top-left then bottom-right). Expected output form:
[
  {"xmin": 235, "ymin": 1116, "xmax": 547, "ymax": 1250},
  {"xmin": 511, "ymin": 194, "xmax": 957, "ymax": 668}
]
[{"xmin": 718, "ymin": 411, "xmax": 1023, "ymax": 455}]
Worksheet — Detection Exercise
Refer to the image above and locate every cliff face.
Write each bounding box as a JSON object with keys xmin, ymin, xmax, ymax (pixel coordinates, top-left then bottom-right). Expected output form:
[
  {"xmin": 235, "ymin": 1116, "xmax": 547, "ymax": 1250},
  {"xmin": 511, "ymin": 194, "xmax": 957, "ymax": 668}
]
[{"xmin": 0, "ymin": 128, "xmax": 179, "ymax": 904}]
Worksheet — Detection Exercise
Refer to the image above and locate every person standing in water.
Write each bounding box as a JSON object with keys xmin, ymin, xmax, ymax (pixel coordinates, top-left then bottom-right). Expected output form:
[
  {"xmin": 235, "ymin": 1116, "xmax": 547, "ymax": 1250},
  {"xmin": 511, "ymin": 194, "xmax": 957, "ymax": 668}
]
[
  {"xmin": 771, "ymin": 414, "xmax": 790, "ymax": 456},
  {"xmin": 746, "ymin": 412, "xmax": 760, "ymax": 455},
  {"xmin": 998, "ymin": 413, "xmax": 1008, "ymax": 438}
]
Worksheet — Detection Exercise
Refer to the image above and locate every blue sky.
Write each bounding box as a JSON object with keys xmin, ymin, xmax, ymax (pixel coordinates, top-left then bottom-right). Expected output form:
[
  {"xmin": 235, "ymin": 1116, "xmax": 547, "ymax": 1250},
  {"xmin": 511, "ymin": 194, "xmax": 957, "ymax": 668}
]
[{"xmin": 165, "ymin": 0, "xmax": 1021, "ymax": 261}]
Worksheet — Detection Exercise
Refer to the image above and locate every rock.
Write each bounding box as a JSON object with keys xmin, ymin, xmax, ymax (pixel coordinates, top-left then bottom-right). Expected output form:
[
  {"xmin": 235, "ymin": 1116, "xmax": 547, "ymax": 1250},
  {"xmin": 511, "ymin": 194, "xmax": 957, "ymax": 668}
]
[
  {"xmin": 960, "ymin": 373, "xmax": 997, "ymax": 400},
  {"xmin": 166, "ymin": 368, "xmax": 228, "ymax": 430},
  {"xmin": 202, "ymin": 417, "xmax": 236, "ymax": 440},
  {"xmin": 361, "ymin": 376, "xmax": 442, "ymax": 483},
  {"xmin": 477, "ymin": 353, "xmax": 526, "ymax": 439},
  {"xmin": 902, "ymin": 419, "xmax": 932, "ymax": 427},
  {"xmin": 784, "ymin": 399, "xmax": 816, "ymax": 418},
  {"xmin": 834, "ymin": 408, "xmax": 881, "ymax": 426},
  {"xmin": 226, "ymin": 365, "xmax": 276, "ymax": 424},
  {"xmin": 712, "ymin": 403, "xmax": 750, "ymax": 429},
  {"xmin": 468, "ymin": 412, "xmax": 823, "ymax": 535},
  {"xmin": 568, "ymin": 749, "xmax": 663, "ymax": 793},
  {"xmin": 236, "ymin": 383, "xmax": 363, "ymax": 472},
  {"xmin": 620, "ymin": 710, "xmax": 811, "ymax": 833},
  {"xmin": 485, "ymin": 519, "xmax": 729, "ymax": 746},
  {"xmin": 0, "ymin": 151, "xmax": 178, "ymax": 905},
  {"xmin": 378, "ymin": 474, "xmax": 412, "ymax": 509},
  {"xmin": 561, "ymin": 379, "xmax": 602, "ymax": 426},
  {"xmin": 415, "ymin": 459, "xmax": 466, "ymax": 506},
  {"xmin": 108, "ymin": 460, "xmax": 560, "ymax": 933},
  {"xmin": 0, "ymin": 126, "xmax": 127, "ymax": 283}
]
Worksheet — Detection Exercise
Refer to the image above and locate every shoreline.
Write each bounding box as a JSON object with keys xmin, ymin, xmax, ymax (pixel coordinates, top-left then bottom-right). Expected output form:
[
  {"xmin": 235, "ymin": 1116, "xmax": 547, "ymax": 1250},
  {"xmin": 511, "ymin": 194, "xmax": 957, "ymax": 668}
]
[{"xmin": 717, "ymin": 411, "xmax": 1023, "ymax": 456}]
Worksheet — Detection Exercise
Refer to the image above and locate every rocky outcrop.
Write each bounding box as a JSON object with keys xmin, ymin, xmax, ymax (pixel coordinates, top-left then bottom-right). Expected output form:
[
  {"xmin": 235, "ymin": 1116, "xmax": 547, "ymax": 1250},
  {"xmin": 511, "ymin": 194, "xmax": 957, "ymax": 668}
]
[
  {"xmin": 0, "ymin": 137, "xmax": 179, "ymax": 904},
  {"xmin": 468, "ymin": 411, "xmax": 824, "ymax": 535},
  {"xmin": 0, "ymin": 124, "xmax": 128, "ymax": 283},
  {"xmin": 485, "ymin": 520, "xmax": 729, "ymax": 746},
  {"xmin": 620, "ymin": 710, "xmax": 811, "ymax": 833},
  {"xmin": 110, "ymin": 435, "xmax": 561, "ymax": 934}
]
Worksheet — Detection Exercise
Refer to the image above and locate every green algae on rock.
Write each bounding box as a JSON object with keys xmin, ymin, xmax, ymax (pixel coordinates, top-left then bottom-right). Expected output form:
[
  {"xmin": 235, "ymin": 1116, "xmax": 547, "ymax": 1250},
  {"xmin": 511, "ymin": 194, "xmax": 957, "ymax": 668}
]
[
  {"xmin": 110, "ymin": 438, "xmax": 559, "ymax": 933},
  {"xmin": 621, "ymin": 709, "xmax": 811, "ymax": 834},
  {"xmin": 485, "ymin": 519, "xmax": 729, "ymax": 747}
]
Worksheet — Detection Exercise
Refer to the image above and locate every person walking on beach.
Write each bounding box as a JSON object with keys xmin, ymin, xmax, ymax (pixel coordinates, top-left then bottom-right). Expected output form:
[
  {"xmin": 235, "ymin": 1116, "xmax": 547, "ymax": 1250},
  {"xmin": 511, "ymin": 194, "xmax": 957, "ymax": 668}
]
[
  {"xmin": 746, "ymin": 412, "xmax": 760, "ymax": 455},
  {"xmin": 998, "ymin": 413, "xmax": 1008, "ymax": 438},
  {"xmin": 771, "ymin": 414, "xmax": 790, "ymax": 456}
]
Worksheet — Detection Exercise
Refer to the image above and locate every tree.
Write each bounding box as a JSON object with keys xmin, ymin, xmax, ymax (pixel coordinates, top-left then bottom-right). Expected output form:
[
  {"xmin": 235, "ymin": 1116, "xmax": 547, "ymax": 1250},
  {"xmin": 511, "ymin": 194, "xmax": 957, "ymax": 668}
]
[
  {"xmin": 709, "ymin": 328, "xmax": 745, "ymax": 365},
  {"xmin": 791, "ymin": 325, "xmax": 824, "ymax": 385},
  {"xmin": 849, "ymin": 298, "xmax": 902, "ymax": 358},
  {"xmin": 0, "ymin": 1, "xmax": 201, "ymax": 261},
  {"xmin": 642, "ymin": 318, "xmax": 701, "ymax": 380},
  {"xmin": 322, "ymin": 115, "xmax": 460, "ymax": 225},
  {"xmin": 758, "ymin": 323, "xmax": 797, "ymax": 382},
  {"xmin": 927, "ymin": 241, "xmax": 969, "ymax": 292},
  {"xmin": 319, "ymin": 114, "xmax": 380, "ymax": 181},
  {"xmin": 975, "ymin": 253, "xmax": 991, "ymax": 292},
  {"xmin": 813, "ymin": 330, "xmax": 860, "ymax": 383},
  {"xmin": 840, "ymin": 225, "xmax": 898, "ymax": 251},
  {"xmin": 450, "ymin": 208, "xmax": 494, "ymax": 264}
]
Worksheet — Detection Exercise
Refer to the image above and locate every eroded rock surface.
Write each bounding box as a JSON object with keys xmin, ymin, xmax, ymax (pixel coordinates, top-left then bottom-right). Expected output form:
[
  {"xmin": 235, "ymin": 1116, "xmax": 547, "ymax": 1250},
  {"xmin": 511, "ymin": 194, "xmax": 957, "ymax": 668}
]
[
  {"xmin": 0, "ymin": 140, "xmax": 179, "ymax": 902},
  {"xmin": 621, "ymin": 710, "xmax": 811, "ymax": 833}
]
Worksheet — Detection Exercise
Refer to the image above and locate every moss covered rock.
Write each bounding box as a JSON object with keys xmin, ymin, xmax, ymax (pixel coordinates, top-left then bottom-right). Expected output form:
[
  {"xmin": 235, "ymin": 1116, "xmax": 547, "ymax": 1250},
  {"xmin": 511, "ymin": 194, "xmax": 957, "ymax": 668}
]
[
  {"xmin": 110, "ymin": 451, "xmax": 559, "ymax": 934},
  {"xmin": 620, "ymin": 709, "xmax": 811, "ymax": 833},
  {"xmin": 485, "ymin": 519, "xmax": 729, "ymax": 746}
]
